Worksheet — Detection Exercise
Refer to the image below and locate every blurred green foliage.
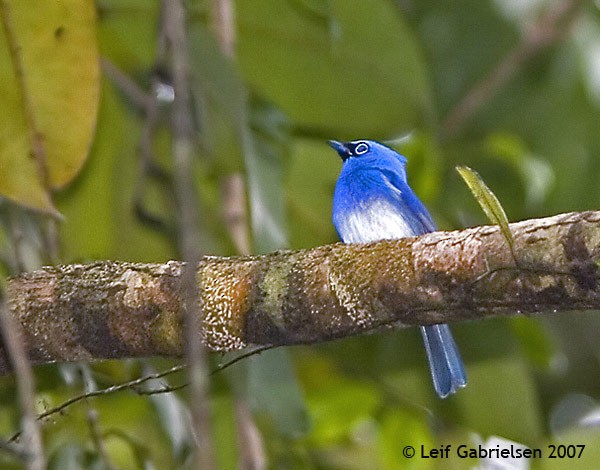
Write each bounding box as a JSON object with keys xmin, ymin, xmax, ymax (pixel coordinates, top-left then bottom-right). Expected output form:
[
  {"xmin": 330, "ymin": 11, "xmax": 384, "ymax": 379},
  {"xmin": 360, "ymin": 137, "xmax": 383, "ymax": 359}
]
[{"xmin": 2, "ymin": 0, "xmax": 600, "ymax": 468}]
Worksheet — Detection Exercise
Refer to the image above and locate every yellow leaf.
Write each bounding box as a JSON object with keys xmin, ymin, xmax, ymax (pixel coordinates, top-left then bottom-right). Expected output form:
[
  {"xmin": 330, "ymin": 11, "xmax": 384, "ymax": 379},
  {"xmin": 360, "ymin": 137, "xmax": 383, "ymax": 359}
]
[{"xmin": 0, "ymin": 0, "xmax": 99, "ymax": 213}]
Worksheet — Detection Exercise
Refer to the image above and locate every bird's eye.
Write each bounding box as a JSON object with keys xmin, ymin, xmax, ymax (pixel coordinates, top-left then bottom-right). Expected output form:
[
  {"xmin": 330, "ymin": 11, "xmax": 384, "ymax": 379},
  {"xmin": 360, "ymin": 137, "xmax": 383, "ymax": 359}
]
[{"xmin": 354, "ymin": 142, "xmax": 370, "ymax": 155}]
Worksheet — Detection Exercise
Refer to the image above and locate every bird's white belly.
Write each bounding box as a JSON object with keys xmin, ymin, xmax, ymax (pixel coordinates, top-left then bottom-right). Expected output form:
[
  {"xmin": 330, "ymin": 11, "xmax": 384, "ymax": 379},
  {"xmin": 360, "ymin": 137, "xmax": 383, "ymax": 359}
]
[{"xmin": 336, "ymin": 199, "xmax": 415, "ymax": 243}]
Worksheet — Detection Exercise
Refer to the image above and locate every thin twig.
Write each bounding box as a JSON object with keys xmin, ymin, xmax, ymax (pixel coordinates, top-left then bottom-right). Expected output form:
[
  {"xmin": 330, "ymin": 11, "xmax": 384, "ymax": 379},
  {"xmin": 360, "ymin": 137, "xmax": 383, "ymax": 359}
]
[
  {"xmin": 0, "ymin": 299, "xmax": 45, "ymax": 470},
  {"xmin": 41, "ymin": 217, "xmax": 60, "ymax": 266},
  {"xmin": 76, "ymin": 366, "xmax": 117, "ymax": 470},
  {"xmin": 221, "ymin": 174, "xmax": 251, "ymax": 255},
  {"xmin": 210, "ymin": 2, "xmax": 267, "ymax": 465},
  {"xmin": 163, "ymin": 0, "xmax": 216, "ymax": 467},
  {"xmin": 101, "ymin": 53, "xmax": 175, "ymax": 233},
  {"xmin": 442, "ymin": 0, "xmax": 584, "ymax": 138},
  {"xmin": 234, "ymin": 400, "xmax": 266, "ymax": 470},
  {"xmin": 3, "ymin": 205, "xmax": 27, "ymax": 274},
  {"xmin": 100, "ymin": 57, "xmax": 152, "ymax": 111},
  {"xmin": 212, "ymin": 345, "xmax": 276, "ymax": 375},
  {"xmin": 135, "ymin": 382, "xmax": 188, "ymax": 396},
  {"xmin": 211, "ymin": 0, "xmax": 235, "ymax": 58},
  {"xmin": 0, "ymin": 438, "xmax": 29, "ymax": 460},
  {"xmin": 8, "ymin": 364, "xmax": 187, "ymax": 443},
  {"xmin": 6, "ymin": 344, "xmax": 272, "ymax": 446},
  {"xmin": 85, "ymin": 406, "xmax": 117, "ymax": 470}
]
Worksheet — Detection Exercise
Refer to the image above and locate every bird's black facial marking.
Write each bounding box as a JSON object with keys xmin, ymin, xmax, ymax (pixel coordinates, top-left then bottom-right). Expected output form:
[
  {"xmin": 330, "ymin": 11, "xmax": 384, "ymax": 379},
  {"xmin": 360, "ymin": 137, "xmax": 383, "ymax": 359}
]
[{"xmin": 328, "ymin": 139, "xmax": 372, "ymax": 161}]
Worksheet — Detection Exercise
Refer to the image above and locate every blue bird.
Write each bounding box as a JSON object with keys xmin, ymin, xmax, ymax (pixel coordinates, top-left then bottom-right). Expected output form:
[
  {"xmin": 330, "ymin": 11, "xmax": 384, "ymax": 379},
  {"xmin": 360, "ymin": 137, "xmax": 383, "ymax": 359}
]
[{"xmin": 329, "ymin": 139, "xmax": 467, "ymax": 398}]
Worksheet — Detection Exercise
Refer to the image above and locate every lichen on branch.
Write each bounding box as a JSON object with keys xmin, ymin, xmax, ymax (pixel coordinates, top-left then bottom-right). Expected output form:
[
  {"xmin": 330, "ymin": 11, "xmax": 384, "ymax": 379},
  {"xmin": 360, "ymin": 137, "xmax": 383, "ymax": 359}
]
[{"xmin": 2, "ymin": 210, "xmax": 599, "ymax": 374}]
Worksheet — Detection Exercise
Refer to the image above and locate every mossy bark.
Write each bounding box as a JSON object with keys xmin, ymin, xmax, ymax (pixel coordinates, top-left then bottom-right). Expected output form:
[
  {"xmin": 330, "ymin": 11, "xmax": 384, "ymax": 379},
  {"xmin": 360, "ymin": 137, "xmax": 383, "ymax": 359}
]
[{"xmin": 2, "ymin": 211, "xmax": 599, "ymax": 374}]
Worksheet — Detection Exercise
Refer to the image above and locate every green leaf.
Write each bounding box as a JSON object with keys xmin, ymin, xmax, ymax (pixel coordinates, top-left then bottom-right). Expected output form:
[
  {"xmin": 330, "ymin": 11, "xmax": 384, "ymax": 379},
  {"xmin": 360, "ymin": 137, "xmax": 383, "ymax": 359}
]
[
  {"xmin": 237, "ymin": 0, "xmax": 433, "ymax": 136},
  {"xmin": 0, "ymin": 0, "xmax": 99, "ymax": 213},
  {"xmin": 188, "ymin": 21, "xmax": 247, "ymax": 174},
  {"xmin": 393, "ymin": 131, "xmax": 443, "ymax": 202},
  {"xmin": 56, "ymin": 81, "xmax": 174, "ymax": 262},
  {"xmin": 509, "ymin": 317, "xmax": 554, "ymax": 369},
  {"xmin": 452, "ymin": 321, "xmax": 544, "ymax": 443},
  {"xmin": 242, "ymin": 103, "xmax": 310, "ymax": 436},
  {"xmin": 48, "ymin": 443, "xmax": 90, "ymax": 470},
  {"xmin": 247, "ymin": 349, "xmax": 311, "ymax": 437},
  {"xmin": 485, "ymin": 132, "xmax": 555, "ymax": 210},
  {"xmin": 301, "ymin": 356, "xmax": 379, "ymax": 445},
  {"xmin": 378, "ymin": 408, "xmax": 433, "ymax": 470},
  {"xmin": 287, "ymin": 138, "xmax": 339, "ymax": 248},
  {"xmin": 189, "ymin": 43, "xmax": 311, "ymax": 436},
  {"xmin": 96, "ymin": 0, "xmax": 160, "ymax": 74},
  {"xmin": 245, "ymin": 101, "xmax": 291, "ymax": 253},
  {"xmin": 456, "ymin": 165, "xmax": 515, "ymax": 254}
]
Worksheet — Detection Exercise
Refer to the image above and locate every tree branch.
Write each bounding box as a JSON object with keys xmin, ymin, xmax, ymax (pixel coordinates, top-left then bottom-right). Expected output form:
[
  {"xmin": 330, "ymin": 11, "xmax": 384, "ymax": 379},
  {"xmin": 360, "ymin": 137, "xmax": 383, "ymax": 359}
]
[{"xmin": 2, "ymin": 210, "xmax": 600, "ymax": 375}]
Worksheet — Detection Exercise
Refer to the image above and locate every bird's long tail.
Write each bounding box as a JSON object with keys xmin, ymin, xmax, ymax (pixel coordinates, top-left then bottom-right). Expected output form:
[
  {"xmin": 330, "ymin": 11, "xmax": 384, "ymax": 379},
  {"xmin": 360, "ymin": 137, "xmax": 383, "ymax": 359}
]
[{"xmin": 420, "ymin": 324, "xmax": 467, "ymax": 398}]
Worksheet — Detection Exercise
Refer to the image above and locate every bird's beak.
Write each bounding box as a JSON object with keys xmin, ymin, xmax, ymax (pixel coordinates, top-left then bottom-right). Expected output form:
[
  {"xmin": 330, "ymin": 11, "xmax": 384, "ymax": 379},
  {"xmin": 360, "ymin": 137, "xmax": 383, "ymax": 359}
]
[{"xmin": 328, "ymin": 140, "xmax": 351, "ymax": 160}]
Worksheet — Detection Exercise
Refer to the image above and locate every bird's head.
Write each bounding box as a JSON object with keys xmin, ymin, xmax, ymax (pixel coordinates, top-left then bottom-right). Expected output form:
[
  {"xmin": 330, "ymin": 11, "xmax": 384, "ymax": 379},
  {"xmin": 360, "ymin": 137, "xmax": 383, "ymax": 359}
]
[{"xmin": 328, "ymin": 139, "xmax": 407, "ymax": 167}]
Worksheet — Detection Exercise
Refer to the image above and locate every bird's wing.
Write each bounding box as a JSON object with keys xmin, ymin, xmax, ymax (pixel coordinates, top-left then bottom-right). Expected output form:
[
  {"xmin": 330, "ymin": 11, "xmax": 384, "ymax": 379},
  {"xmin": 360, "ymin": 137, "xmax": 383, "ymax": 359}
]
[{"xmin": 379, "ymin": 168, "xmax": 437, "ymax": 235}]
